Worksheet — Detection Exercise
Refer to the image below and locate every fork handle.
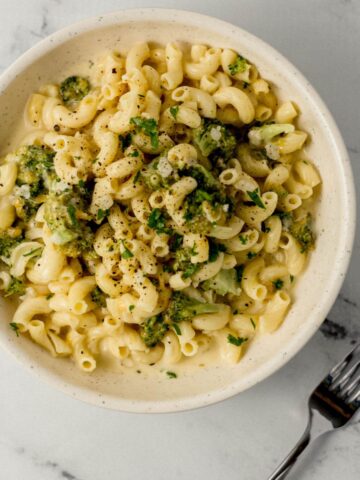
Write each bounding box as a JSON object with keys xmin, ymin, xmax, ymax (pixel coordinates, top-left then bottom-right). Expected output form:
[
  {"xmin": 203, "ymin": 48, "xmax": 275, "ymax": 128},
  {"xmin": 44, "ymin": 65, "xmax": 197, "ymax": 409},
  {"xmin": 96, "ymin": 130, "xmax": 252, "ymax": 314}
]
[{"xmin": 268, "ymin": 418, "xmax": 312, "ymax": 479}]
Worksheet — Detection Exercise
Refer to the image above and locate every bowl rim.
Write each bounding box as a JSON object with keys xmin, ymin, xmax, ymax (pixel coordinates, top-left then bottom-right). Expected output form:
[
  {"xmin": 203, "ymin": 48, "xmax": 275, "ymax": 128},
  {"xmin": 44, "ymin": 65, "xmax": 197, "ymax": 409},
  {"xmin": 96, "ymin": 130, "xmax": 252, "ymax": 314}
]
[{"xmin": 0, "ymin": 8, "xmax": 356, "ymax": 413}]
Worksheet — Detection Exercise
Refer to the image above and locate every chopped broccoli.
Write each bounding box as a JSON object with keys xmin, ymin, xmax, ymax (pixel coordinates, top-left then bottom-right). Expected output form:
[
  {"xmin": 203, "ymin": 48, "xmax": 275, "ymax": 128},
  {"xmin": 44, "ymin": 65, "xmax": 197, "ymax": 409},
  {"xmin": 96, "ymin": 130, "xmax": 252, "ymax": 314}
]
[
  {"xmin": 208, "ymin": 239, "xmax": 227, "ymax": 262},
  {"xmin": 277, "ymin": 211, "xmax": 315, "ymax": 253},
  {"xmin": 228, "ymin": 55, "xmax": 249, "ymax": 75},
  {"xmin": 140, "ymin": 157, "xmax": 173, "ymax": 191},
  {"xmin": 141, "ymin": 315, "xmax": 169, "ymax": 347},
  {"xmin": 90, "ymin": 287, "xmax": 107, "ymax": 308},
  {"xmin": 5, "ymin": 277, "xmax": 26, "ymax": 297},
  {"xmin": 183, "ymin": 187, "xmax": 230, "ymax": 234},
  {"xmin": 193, "ymin": 119, "xmax": 236, "ymax": 160},
  {"xmin": 15, "ymin": 145, "xmax": 57, "ymax": 220},
  {"xmin": 130, "ymin": 117, "xmax": 159, "ymax": 149},
  {"xmin": 60, "ymin": 76, "xmax": 90, "ymax": 105},
  {"xmin": 202, "ymin": 268, "xmax": 241, "ymax": 296},
  {"xmin": 169, "ymin": 233, "xmax": 183, "ymax": 252},
  {"xmin": 248, "ymin": 123, "xmax": 295, "ymax": 147},
  {"xmin": 0, "ymin": 234, "xmax": 23, "ymax": 258},
  {"xmin": 172, "ymin": 246, "xmax": 200, "ymax": 278},
  {"xmin": 164, "ymin": 291, "xmax": 220, "ymax": 323},
  {"xmin": 17, "ymin": 145, "xmax": 55, "ymax": 185},
  {"xmin": 289, "ymin": 213, "xmax": 315, "ymax": 253},
  {"xmin": 179, "ymin": 164, "xmax": 220, "ymax": 192},
  {"xmin": 43, "ymin": 190, "xmax": 97, "ymax": 259}
]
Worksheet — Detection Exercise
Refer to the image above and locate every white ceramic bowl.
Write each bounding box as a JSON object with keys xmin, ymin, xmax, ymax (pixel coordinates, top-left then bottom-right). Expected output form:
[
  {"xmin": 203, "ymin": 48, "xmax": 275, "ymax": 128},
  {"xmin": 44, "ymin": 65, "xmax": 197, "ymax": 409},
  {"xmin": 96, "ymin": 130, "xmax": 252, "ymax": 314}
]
[{"xmin": 0, "ymin": 9, "xmax": 355, "ymax": 413}]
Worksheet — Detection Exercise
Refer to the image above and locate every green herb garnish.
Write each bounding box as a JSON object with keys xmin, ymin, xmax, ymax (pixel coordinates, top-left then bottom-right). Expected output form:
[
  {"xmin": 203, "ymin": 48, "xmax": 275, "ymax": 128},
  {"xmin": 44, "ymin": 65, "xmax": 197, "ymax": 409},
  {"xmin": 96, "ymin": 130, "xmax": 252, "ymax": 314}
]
[
  {"xmin": 227, "ymin": 334, "xmax": 248, "ymax": 346},
  {"xmin": 130, "ymin": 116, "xmax": 159, "ymax": 149},
  {"xmin": 247, "ymin": 189, "xmax": 265, "ymax": 209},
  {"xmin": 170, "ymin": 105, "xmax": 179, "ymax": 119}
]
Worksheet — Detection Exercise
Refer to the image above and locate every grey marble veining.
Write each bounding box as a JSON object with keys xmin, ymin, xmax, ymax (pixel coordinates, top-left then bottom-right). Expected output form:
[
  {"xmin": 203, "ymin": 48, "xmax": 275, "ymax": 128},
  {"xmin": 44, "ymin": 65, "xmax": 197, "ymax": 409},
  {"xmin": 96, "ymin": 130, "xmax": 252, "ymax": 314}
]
[{"xmin": 0, "ymin": 0, "xmax": 359, "ymax": 479}]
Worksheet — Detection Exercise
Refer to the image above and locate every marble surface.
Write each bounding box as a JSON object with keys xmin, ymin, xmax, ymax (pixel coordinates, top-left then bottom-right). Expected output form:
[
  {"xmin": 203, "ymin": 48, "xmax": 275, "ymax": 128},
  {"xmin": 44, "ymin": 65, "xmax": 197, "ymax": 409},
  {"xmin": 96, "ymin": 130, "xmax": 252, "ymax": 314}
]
[{"xmin": 0, "ymin": 0, "xmax": 359, "ymax": 478}]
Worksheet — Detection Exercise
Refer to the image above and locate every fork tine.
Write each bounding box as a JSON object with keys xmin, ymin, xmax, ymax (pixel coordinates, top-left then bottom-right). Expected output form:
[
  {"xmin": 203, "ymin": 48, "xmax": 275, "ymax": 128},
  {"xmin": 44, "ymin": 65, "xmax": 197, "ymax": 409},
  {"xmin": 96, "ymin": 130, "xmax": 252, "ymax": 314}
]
[
  {"xmin": 338, "ymin": 365, "xmax": 360, "ymax": 399},
  {"xmin": 348, "ymin": 384, "xmax": 360, "ymax": 404},
  {"xmin": 329, "ymin": 345, "xmax": 360, "ymax": 390}
]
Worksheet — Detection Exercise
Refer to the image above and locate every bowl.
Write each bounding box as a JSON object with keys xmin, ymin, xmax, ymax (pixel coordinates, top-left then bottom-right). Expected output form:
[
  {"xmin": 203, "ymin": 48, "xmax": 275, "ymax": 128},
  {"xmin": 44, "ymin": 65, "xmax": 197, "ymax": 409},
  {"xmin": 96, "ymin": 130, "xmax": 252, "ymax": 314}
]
[{"xmin": 0, "ymin": 9, "xmax": 355, "ymax": 413}]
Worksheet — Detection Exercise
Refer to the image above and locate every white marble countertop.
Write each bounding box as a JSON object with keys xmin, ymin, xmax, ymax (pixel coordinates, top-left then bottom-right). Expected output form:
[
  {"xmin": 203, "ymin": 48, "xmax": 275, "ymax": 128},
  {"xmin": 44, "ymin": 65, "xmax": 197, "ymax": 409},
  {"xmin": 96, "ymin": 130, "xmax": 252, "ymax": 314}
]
[{"xmin": 0, "ymin": 0, "xmax": 359, "ymax": 479}]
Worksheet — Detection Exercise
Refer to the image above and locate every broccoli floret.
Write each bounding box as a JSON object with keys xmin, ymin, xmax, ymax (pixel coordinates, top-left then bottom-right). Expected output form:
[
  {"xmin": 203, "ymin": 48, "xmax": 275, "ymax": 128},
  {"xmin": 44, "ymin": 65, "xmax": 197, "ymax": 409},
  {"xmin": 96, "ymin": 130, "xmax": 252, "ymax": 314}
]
[
  {"xmin": 141, "ymin": 315, "xmax": 169, "ymax": 347},
  {"xmin": 90, "ymin": 286, "xmax": 107, "ymax": 308},
  {"xmin": 228, "ymin": 55, "xmax": 249, "ymax": 75},
  {"xmin": 60, "ymin": 76, "xmax": 90, "ymax": 105},
  {"xmin": 193, "ymin": 119, "xmax": 236, "ymax": 160},
  {"xmin": 44, "ymin": 191, "xmax": 97, "ymax": 259},
  {"xmin": 15, "ymin": 145, "xmax": 57, "ymax": 220},
  {"xmin": 248, "ymin": 123, "xmax": 295, "ymax": 147},
  {"xmin": 179, "ymin": 164, "xmax": 220, "ymax": 192},
  {"xmin": 0, "ymin": 234, "xmax": 23, "ymax": 259},
  {"xmin": 17, "ymin": 145, "xmax": 55, "ymax": 185},
  {"xmin": 277, "ymin": 211, "xmax": 315, "ymax": 253},
  {"xmin": 4, "ymin": 277, "xmax": 26, "ymax": 297},
  {"xmin": 140, "ymin": 156, "xmax": 173, "ymax": 191},
  {"xmin": 183, "ymin": 188, "xmax": 231, "ymax": 234},
  {"xmin": 172, "ymin": 246, "xmax": 200, "ymax": 278},
  {"xmin": 202, "ymin": 268, "xmax": 241, "ymax": 296},
  {"xmin": 289, "ymin": 213, "xmax": 315, "ymax": 253},
  {"xmin": 164, "ymin": 291, "xmax": 220, "ymax": 323}
]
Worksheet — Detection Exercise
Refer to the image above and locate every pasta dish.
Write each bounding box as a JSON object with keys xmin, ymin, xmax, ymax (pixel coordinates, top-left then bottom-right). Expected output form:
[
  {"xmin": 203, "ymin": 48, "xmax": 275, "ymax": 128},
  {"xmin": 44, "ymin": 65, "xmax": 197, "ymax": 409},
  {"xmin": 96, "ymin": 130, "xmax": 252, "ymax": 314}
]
[{"xmin": 0, "ymin": 42, "xmax": 321, "ymax": 373}]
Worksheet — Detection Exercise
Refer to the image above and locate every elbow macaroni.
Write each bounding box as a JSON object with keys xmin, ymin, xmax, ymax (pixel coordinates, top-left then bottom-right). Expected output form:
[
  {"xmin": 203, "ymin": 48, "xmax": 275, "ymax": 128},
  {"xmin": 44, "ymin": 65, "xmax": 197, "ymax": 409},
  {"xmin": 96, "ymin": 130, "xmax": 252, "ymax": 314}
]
[{"xmin": 1, "ymin": 41, "xmax": 320, "ymax": 373}]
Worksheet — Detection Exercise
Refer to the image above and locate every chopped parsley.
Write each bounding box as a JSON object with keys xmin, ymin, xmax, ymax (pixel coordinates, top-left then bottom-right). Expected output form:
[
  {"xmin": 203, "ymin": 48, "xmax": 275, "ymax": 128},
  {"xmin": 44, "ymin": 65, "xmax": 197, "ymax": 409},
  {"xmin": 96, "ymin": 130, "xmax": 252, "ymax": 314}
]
[
  {"xmin": 239, "ymin": 235, "xmax": 248, "ymax": 245},
  {"xmin": 250, "ymin": 318, "xmax": 256, "ymax": 330},
  {"xmin": 273, "ymin": 279, "xmax": 284, "ymax": 290},
  {"xmin": 208, "ymin": 240, "xmax": 227, "ymax": 262},
  {"xmin": 130, "ymin": 150, "xmax": 140, "ymax": 157},
  {"xmin": 121, "ymin": 241, "xmax": 134, "ymax": 259},
  {"xmin": 166, "ymin": 371, "xmax": 177, "ymax": 379},
  {"xmin": 130, "ymin": 116, "xmax": 159, "ymax": 149},
  {"xmin": 9, "ymin": 322, "xmax": 20, "ymax": 337},
  {"xmin": 227, "ymin": 334, "xmax": 248, "ymax": 347},
  {"xmin": 170, "ymin": 105, "xmax": 179, "ymax": 119},
  {"xmin": 247, "ymin": 189, "xmax": 265, "ymax": 209},
  {"xmin": 119, "ymin": 133, "xmax": 132, "ymax": 150},
  {"xmin": 129, "ymin": 305, "xmax": 135, "ymax": 312},
  {"xmin": 97, "ymin": 208, "xmax": 110, "ymax": 221},
  {"xmin": 247, "ymin": 251, "xmax": 257, "ymax": 260},
  {"xmin": 147, "ymin": 208, "xmax": 172, "ymax": 235},
  {"xmin": 228, "ymin": 55, "xmax": 248, "ymax": 75},
  {"xmin": 235, "ymin": 265, "xmax": 244, "ymax": 282}
]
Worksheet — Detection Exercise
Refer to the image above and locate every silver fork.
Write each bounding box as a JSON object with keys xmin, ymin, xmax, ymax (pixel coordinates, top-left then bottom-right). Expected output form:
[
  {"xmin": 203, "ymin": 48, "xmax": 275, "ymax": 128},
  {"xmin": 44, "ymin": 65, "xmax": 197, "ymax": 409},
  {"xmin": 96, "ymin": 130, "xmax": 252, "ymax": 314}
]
[{"xmin": 268, "ymin": 343, "xmax": 360, "ymax": 479}]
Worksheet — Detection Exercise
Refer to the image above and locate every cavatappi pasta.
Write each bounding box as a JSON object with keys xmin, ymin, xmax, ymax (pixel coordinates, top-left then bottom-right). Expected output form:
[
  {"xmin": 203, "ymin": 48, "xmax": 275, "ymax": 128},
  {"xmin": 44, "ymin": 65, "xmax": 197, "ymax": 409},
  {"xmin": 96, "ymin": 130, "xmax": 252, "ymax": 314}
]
[{"xmin": 0, "ymin": 42, "xmax": 321, "ymax": 373}]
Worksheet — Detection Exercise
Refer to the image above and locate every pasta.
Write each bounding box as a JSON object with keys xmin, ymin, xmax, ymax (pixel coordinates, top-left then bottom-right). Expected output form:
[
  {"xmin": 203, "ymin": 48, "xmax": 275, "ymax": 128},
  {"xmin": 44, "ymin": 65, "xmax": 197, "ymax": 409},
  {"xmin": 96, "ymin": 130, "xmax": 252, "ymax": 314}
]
[{"xmin": 0, "ymin": 41, "xmax": 321, "ymax": 374}]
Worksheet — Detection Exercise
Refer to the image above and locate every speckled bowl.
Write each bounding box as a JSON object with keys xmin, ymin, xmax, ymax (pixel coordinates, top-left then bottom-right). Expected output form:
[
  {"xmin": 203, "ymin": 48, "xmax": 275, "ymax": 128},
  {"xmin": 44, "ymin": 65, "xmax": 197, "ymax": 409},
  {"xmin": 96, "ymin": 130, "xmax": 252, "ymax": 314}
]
[{"xmin": 0, "ymin": 9, "xmax": 355, "ymax": 412}]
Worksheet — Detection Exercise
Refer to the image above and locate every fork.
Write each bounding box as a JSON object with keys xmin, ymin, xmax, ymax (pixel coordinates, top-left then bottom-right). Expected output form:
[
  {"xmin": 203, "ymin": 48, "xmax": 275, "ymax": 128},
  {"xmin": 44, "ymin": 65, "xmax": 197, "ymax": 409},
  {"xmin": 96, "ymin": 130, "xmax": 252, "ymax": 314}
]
[{"xmin": 268, "ymin": 343, "xmax": 360, "ymax": 479}]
